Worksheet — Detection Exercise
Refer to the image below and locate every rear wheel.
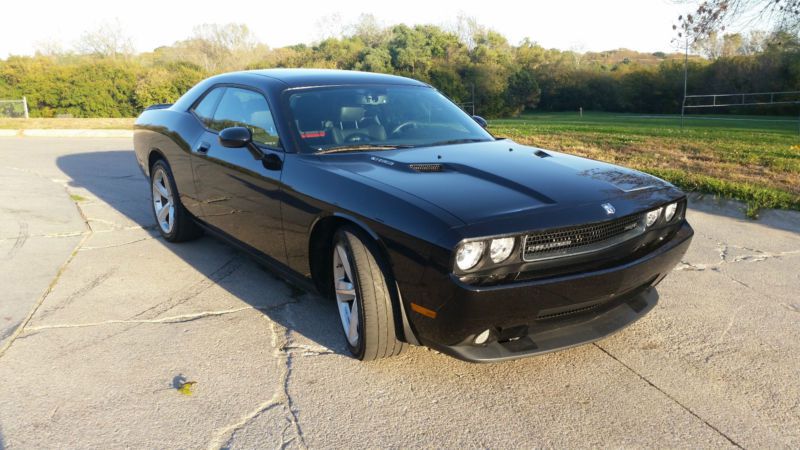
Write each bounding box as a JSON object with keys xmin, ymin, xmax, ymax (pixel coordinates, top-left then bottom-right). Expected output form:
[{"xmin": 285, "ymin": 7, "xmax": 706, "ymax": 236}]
[
  {"xmin": 150, "ymin": 160, "xmax": 202, "ymax": 242},
  {"xmin": 332, "ymin": 226, "xmax": 406, "ymax": 360}
]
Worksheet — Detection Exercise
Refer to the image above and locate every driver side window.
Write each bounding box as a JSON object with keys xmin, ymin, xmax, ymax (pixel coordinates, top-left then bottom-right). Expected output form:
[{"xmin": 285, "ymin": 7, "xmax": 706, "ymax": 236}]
[{"xmin": 206, "ymin": 87, "xmax": 280, "ymax": 148}]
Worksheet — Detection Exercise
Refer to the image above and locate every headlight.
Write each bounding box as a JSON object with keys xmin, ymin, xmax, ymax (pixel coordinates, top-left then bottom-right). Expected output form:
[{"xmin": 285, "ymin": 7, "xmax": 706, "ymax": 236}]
[
  {"xmin": 645, "ymin": 207, "xmax": 662, "ymax": 227},
  {"xmin": 489, "ymin": 237, "xmax": 515, "ymax": 263},
  {"xmin": 664, "ymin": 202, "xmax": 678, "ymax": 221},
  {"xmin": 456, "ymin": 241, "xmax": 485, "ymax": 271}
]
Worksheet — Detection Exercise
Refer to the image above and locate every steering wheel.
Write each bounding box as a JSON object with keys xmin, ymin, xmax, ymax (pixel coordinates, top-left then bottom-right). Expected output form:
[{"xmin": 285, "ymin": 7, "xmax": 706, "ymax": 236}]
[
  {"xmin": 345, "ymin": 133, "xmax": 372, "ymax": 143},
  {"xmin": 391, "ymin": 121, "xmax": 418, "ymax": 136}
]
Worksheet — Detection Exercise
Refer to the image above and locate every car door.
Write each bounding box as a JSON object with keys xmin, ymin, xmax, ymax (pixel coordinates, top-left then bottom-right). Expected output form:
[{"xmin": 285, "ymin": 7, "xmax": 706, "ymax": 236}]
[{"xmin": 191, "ymin": 86, "xmax": 288, "ymax": 264}]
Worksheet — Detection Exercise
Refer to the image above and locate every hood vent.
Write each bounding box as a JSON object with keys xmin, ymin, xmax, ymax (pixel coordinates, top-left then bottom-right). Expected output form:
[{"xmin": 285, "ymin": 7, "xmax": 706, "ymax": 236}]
[
  {"xmin": 409, "ymin": 163, "xmax": 444, "ymax": 173},
  {"xmin": 534, "ymin": 150, "xmax": 551, "ymax": 158}
]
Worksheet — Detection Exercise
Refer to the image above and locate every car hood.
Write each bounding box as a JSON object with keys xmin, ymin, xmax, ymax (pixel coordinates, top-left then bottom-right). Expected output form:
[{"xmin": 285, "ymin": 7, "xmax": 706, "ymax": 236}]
[{"xmin": 319, "ymin": 140, "xmax": 680, "ymax": 228}]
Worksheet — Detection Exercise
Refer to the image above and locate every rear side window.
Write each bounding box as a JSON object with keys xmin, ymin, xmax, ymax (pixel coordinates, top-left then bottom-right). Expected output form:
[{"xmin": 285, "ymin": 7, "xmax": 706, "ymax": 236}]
[
  {"xmin": 209, "ymin": 87, "xmax": 279, "ymax": 147},
  {"xmin": 192, "ymin": 88, "xmax": 224, "ymax": 127}
]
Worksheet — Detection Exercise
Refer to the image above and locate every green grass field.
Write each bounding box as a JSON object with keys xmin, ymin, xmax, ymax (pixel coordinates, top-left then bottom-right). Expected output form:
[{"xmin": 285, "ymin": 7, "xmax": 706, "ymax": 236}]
[{"xmin": 489, "ymin": 112, "xmax": 800, "ymax": 217}]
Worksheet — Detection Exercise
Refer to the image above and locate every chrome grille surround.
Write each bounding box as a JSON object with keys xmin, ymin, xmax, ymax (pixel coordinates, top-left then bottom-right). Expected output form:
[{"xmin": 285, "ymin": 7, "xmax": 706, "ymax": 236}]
[{"xmin": 522, "ymin": 214, "xmax": 644, "ymax": 262}]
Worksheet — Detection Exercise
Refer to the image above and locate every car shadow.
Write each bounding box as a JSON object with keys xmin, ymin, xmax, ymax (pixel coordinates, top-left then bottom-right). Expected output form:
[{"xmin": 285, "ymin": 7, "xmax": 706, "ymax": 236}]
[
  {"xmin": 55, "ymin": 149, "xmax": 800, "ymax": 363},
  {"xmin": 56, "ymin": 149, "xmax": 349, "ymax": 357}
]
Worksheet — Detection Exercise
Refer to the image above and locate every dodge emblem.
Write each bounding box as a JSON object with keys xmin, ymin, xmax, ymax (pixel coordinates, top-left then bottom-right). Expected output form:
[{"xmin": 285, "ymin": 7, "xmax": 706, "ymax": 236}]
[{"xmin": 601, "ymin": 203, "xmax": 616, "ymax": 215}]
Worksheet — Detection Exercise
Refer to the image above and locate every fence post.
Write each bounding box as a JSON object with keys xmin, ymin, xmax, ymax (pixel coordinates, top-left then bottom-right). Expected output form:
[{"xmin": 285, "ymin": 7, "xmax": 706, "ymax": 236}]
[
  {"xmin": 22, "ymin": 96, "xmax": 29, "ymax": 119},
  {"xmin": 471, "ymin": 83, "xmax": 475, "ymax": 116}
]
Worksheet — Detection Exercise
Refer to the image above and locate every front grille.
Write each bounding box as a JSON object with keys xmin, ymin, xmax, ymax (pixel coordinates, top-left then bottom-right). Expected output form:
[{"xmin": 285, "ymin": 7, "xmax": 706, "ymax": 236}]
[{"xmin": 523, "ymin": 214, "xmax": 643, "ymax": 261}]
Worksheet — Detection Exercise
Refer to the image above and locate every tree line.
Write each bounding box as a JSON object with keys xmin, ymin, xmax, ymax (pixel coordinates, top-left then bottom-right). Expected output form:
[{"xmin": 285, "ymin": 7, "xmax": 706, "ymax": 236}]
[{"xmin": 0, "ymin": 19, "xmax": 798, "ymax": 118}]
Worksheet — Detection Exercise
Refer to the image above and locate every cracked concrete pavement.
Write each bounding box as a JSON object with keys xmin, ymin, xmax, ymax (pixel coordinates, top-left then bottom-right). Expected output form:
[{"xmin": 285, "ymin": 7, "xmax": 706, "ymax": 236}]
[{"xmin": 0, "ymin": 137, "xmax": 798, "ymax": 448}]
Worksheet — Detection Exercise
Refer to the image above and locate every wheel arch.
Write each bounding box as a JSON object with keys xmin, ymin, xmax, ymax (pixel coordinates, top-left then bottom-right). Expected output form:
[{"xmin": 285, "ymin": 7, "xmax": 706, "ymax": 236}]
[
  {"xmin": 308, "ymin": 213, "xmax": 381, "ymax": 295},
  {"xmin": 307, "ymin": 213, "xmax": 419, "ymax": 345},
  {"xmin": 147, "ymin": 148, "xmax": 167, "ymax": 175}
]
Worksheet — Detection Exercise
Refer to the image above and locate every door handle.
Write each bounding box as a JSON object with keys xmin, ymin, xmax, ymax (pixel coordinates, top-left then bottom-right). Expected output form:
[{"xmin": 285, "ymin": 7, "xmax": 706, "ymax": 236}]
[{"xmin": 196, "ymin": 141, "xmax": 211, "ymax": 154}]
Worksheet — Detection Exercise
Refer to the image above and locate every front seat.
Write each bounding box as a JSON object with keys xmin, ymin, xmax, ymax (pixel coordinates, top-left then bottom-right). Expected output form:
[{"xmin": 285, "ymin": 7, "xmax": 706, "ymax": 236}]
[{"xmin": 332, "ymin": 107, "xmax": 386, "ymax": 144}]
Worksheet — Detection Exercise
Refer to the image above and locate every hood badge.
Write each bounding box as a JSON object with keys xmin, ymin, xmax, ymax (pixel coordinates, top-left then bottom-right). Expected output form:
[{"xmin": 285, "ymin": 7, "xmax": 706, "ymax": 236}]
[
  {"xmin": 370, "ymin": 156, "xmax": 394, "ymax": 166},
  {"xmin": 601, "ymin": 203, "xmax": 616, "ymax": 215}
]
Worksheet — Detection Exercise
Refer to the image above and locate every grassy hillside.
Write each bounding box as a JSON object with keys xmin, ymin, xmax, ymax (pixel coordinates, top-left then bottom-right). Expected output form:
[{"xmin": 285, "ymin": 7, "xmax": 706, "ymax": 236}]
[{"xmin": 489, "ymin": 112, "xmax": 800, "ymax": 217}]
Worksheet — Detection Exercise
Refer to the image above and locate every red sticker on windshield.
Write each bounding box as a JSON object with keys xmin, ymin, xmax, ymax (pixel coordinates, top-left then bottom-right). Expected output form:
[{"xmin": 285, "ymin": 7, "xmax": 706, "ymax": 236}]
[{"xmin": 301, "ymin": 131, "xmax": 326, "ymax": 139}]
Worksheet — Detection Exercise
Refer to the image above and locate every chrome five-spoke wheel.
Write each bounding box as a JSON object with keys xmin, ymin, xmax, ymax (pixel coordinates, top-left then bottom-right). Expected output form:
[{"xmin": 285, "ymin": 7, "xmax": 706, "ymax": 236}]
[
  {"xmin": 152, "ymin": 167, "xmax": 175, "ymax": 234},
  {"xmin": 331, "ymin": 226, "xmax": 406, "ymax": 360},
  {"xmin": 333, "ymin": 242, "xmax": 360, "ymax": 347}
]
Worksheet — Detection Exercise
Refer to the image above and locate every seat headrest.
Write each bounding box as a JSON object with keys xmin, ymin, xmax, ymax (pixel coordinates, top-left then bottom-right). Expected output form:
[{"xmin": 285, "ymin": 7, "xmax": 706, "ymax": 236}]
[
  {"xmin": 339, "ymin": 106, "xmax": 365, "ymax": 123},
  {"xmin": 250, "ymin": 111, "xmax": 269, "ymax": 128}
]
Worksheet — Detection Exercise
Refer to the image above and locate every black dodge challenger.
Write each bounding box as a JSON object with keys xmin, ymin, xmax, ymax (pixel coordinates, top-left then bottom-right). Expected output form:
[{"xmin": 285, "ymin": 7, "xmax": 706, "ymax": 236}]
[{"xmin": 134, "ymin": 69, "xmax": 693, "ymax": 362}]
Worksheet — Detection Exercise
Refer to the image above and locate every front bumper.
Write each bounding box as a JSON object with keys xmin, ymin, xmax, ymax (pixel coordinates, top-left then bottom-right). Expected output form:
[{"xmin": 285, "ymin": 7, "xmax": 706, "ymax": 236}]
[{"xmin": 409, "ymin": 222, "xmax": 693, "ymax": 362}]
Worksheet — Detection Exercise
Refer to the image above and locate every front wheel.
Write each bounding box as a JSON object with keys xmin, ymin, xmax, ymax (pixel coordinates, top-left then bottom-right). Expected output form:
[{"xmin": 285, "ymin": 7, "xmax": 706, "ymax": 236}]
[
  {"xmin": 150, "ymin": 160, "xmax": 202, "ymax": 242},
  {"xmin": 332, "ymin": 226, "xmax": 406, "ymax": 360}
]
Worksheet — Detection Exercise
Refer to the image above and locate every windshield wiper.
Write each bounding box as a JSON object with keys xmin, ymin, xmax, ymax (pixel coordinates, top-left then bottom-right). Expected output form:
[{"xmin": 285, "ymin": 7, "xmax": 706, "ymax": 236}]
[
  {"xmin": 425, "ymin": 138, "xmax": 491, "ymax": 147},
  {"xmin": 316, "ymin": 144, "xmax": 415, "ymax": 154}
]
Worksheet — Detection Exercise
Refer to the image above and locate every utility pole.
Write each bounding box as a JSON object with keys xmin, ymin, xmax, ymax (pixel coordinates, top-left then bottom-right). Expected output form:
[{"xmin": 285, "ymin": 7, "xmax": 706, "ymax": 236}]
[{"xmin": 681, "ymin": 36, "xmax": 688, "ymax": 131}]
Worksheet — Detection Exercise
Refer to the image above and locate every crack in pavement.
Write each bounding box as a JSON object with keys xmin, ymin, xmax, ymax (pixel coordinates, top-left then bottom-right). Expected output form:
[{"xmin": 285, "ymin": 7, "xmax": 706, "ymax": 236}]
[
  {"xmin": 78, "ymin": 234, "xmax": 158, "ymax": 251},
  {"xmin": 129, "ymin": 256, "xmax": 244, "ymax": 321},
  {"xmin": 674, "ymin": 243, "xmax": 800, "ymax": 272},
  {"xmin": 36, "ymin": 267, "xmax": 118, "ymax": 321},
  {"xmin": 0, "ymin": 225, "xmax": 159, "ymax": 242},
  {"xmin": 208, "ymin": 318, "xmax": 308, "ymax": 450},
  {"xmin": 17, "ymin": 301, "xmax": 301, "ymax": 339},
  {"xmin": 0, "ymin": 225, "xmax": 91, "ymax": 360},
  {"xmin": 43, "ymin": 255, "xmax": 246, "ymax": 357},
  {"xmin": 0, "ymin": 175, "xmax": 95, "ymax": 360},
  {"xmin": 23, "ymin": 307, "xmax": 257, "ymax": 332},
  {"xmin": 593, "ymin": 343, "xmax": 743, "ymax": 449}
]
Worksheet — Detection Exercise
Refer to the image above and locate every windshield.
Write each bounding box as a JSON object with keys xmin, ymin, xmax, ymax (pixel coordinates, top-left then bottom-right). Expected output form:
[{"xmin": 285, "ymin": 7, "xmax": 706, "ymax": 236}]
[{"xmin": 287, "ymin": 85, "xmax": 494, "ymax": 153}]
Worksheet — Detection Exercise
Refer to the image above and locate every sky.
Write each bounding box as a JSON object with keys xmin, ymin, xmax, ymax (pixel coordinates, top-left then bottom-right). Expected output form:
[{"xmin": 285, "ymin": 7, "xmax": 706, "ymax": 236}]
[{"xmin": 1, "ymin": 0, "xmax": 698, "ymax": 58}]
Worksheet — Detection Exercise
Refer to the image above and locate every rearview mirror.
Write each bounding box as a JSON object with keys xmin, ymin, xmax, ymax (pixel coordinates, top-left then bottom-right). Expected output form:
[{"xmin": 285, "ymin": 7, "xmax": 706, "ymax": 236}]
[
  {"xmin": 472, "ymin": 115, "xmax": 488, "ymax": 128},
  {"xmin": 219, "ymin": 127, "xmax": 253, "ymax": 148}
]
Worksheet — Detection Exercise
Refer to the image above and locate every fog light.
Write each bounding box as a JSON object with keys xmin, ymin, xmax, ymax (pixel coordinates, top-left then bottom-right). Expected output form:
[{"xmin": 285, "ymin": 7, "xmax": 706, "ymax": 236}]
[
  {"xmin": 664, "ymin": 202, "xmax": 678, "ymax": 221},
  {"xmin": 645, "ymin": 207, "xmax": 662, "ymax": 227},
  {"xmin": 474, "ymin": 329, "xmax": 491, "ymax": 345}
]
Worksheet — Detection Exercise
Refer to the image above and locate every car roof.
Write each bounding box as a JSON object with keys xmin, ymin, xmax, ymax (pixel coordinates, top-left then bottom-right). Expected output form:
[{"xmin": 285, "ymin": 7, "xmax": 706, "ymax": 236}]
[{"xmin": 237, "ymin": 69, "xmax": 430, "ymax": 88}]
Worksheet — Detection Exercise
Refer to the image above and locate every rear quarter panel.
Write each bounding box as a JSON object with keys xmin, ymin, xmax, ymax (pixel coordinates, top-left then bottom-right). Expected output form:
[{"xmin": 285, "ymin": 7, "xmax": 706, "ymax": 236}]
[{"xmin": 133, "ymin": 109, "xmax": 205, "ymax": 215}]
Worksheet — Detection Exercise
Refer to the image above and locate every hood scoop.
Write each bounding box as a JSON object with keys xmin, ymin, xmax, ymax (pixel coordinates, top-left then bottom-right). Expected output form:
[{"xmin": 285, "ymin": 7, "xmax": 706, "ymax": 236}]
[
  {"xmin": 409, "ymin": 163, "xmax": 444, "ymax": 173},
  {"xmin": 534, "ymin": 150, "xmax": 551, "ymax": 158}
]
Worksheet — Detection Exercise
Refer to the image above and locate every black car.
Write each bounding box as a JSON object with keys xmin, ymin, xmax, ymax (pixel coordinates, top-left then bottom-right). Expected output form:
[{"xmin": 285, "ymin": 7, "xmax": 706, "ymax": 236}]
[{"xmin": 133, "ymin": 69, "xmax": 693, "ymax": 362}]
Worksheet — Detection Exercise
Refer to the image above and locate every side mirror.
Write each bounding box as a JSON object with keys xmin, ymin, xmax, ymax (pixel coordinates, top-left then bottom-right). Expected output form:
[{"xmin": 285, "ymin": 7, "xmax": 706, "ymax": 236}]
[
  {"xmin": 472, "ymin": 115, "xmax": 488, "ymax": 128},
  {"xmin": 219, "ymin": 126, "xmax": 253, "ymax": 148}
]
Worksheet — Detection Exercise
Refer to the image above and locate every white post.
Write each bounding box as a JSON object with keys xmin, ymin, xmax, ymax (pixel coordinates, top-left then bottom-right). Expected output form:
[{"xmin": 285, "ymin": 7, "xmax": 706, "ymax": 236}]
[
  {"xmin": 579, "ymin": 107, "xmax": 583, "ymax": 118},
  {"xmin": 22, "ymin": 96, "xmax": 29, "ymax": 119}
]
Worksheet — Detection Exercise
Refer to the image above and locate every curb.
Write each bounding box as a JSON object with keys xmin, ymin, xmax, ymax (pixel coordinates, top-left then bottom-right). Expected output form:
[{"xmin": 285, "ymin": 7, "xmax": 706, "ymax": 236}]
[{"xmin": 0, "ymin": 129, "xmax": 133, "ymax": 138}]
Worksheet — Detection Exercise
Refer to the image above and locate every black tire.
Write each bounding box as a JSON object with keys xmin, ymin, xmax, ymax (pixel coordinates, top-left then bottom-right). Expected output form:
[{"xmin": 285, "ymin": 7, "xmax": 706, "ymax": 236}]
[
  {"xmin": 150, "ymin": 159, "xmax": 203, "ymax": 242},
  {"xmin": 332, "ymin": 226, "xmax": 406, "ymax": 360}
]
